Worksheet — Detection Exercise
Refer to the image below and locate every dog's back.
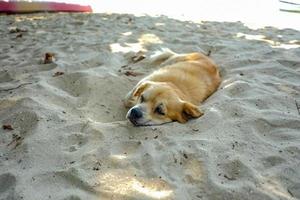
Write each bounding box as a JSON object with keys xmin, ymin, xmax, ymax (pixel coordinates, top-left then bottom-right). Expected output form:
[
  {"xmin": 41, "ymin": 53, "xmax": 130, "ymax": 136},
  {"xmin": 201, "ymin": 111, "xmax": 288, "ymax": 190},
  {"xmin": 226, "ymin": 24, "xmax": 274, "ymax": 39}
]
[
  {"xmin": 124, "ymin": 50, "xmax": 221, "ymax": 125},
  {"xmin": 146, "ymin": 51, "xmax": 221, "ymax": 104}
]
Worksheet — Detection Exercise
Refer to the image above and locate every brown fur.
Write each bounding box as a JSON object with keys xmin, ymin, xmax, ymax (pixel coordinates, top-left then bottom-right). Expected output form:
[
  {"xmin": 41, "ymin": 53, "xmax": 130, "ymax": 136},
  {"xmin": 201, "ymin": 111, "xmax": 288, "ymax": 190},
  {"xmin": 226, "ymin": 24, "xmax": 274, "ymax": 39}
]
[{"xmin": 124, "ymin": 52, "xmax": 221, "ymax": 125}]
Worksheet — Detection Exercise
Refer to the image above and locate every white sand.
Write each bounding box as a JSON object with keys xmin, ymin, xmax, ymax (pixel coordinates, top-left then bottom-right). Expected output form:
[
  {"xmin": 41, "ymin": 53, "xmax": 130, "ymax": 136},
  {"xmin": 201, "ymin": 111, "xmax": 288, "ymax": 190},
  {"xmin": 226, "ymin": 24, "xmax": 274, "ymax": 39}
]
[{"xmin": 0, "ymin": 13, "xmax": 300, "ymax": 200}]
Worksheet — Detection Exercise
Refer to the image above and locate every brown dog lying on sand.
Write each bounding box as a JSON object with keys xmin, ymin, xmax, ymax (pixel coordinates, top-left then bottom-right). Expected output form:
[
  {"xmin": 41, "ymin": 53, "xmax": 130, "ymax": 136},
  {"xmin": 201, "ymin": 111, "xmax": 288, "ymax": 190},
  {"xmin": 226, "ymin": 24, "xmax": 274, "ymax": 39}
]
[{"xmin": 124, "ymin": 50, "xmax": 221, "ymax": 126}]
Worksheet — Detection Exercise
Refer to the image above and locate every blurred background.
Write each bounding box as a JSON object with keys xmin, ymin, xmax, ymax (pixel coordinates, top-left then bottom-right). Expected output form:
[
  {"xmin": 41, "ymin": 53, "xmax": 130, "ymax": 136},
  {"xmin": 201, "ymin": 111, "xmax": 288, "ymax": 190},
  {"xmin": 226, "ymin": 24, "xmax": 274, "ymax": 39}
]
[
  {"xmin": 1, "ymin": 0, "xmax": 300, "ymax": 30},
  {"xmin": 92, "ymin": 0, "xmax": 300, "ymax": 30}
]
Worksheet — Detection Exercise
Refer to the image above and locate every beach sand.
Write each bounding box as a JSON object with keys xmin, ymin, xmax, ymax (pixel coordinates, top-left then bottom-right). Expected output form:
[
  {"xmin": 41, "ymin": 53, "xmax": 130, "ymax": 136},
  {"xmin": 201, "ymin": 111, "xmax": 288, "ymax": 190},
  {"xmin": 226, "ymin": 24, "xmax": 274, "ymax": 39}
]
[{"xmin": 0, "ymin": 13, "xmax": 300, "ymax": 200}]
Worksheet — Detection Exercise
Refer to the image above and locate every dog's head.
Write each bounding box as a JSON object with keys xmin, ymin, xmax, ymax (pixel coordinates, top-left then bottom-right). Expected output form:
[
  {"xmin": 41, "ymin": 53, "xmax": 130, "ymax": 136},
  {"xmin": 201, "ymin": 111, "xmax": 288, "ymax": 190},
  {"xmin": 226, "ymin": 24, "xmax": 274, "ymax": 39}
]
[{"xmin": 125, "ymin": 81, "xmax": 203, "ymax": 126}]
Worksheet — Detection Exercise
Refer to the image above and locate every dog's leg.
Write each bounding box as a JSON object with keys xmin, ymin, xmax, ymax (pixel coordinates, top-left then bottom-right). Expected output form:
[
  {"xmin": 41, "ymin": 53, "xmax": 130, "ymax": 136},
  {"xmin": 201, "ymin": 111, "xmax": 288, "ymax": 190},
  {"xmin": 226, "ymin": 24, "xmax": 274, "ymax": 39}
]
[
  {"xmin": 123, "ymin": 79, "xmax": 146, "ymax": 108},
  {"xmin": 162, "ymin": 52, "xmax": 207, "ymax": 65},
  {"xmin": 123, "ymin": 87, "xmax": 136, "ymax": 108},
  {"xmin": 149, "ymin": 49, "xmax": 176, "ymax": 66},
  {"xmin": 124, "ymin": 79, "xmax": 152, "ymax": 108},
  {"xmin": 150, "ymin": 49, "xmax": 207, "ymax": 67}
]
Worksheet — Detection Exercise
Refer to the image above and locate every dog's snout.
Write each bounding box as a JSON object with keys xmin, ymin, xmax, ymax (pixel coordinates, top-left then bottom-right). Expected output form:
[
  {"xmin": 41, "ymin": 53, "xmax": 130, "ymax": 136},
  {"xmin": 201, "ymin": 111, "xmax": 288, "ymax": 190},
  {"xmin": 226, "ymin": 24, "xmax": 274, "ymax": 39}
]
[
  {"xmin": 127, "ymin": 107, "xmax": 144, "ymax": 126},
  {"xmin": 130, "ymin": 107, "xmax": 143, "ymax": 119}
]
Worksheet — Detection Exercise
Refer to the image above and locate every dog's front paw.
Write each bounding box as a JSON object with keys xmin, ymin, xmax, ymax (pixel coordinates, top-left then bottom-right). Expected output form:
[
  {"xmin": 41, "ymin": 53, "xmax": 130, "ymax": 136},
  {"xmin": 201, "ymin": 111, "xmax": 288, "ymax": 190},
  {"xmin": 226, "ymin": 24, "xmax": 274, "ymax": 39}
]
[
  {"xmin": 123, "ymin": 91, "xmax": 137, "ymax": 108},
  {"xmin": 123, "ymin": 99, "xmax": 135, "ymax": 108}
]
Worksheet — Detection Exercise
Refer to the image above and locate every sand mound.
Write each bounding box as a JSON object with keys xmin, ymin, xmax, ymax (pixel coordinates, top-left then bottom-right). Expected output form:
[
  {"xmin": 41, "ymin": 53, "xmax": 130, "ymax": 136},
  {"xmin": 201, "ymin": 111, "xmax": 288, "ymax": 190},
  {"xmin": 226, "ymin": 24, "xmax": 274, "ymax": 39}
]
[{"xmin": 0, "ymin": 13, "xmax": 300, "ymax": 200}]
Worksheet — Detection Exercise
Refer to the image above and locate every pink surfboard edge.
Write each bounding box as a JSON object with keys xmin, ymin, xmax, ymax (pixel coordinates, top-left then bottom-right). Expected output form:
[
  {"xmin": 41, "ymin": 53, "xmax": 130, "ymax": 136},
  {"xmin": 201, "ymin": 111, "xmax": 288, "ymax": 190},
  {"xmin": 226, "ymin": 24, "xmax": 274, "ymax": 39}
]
[{"xmin": 0, "ymin": 1, "xmax": 93, "ymax": 13}]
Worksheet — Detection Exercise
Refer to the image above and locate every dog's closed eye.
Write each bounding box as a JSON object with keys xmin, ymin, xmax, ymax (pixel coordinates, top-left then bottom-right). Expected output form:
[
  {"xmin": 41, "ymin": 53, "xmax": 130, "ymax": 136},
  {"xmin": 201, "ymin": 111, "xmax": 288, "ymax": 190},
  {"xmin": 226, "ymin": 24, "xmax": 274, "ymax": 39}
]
[
  {"xmin": 155, "ymin": 104, "xmax": 165, "ymax": 115},
  {"xmin": 140, "ymin": 95, "xmax": 145, "ymax": 103}
]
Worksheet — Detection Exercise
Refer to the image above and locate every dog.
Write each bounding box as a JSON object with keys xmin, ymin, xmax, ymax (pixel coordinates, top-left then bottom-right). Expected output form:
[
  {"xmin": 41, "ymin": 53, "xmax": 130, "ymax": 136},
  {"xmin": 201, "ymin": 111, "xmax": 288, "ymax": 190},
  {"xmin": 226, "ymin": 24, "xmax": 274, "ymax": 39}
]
[{"xmin": 124, "ymin": 50, "xmax": 221, "ymax": 126}]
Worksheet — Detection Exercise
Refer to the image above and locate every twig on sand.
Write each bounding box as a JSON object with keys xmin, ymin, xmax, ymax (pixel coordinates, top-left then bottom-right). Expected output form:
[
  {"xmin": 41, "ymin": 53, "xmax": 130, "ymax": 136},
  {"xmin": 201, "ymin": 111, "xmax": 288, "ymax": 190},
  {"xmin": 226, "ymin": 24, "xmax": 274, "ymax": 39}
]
[
  {"xmin": 295, "ymin": 100, "xmax": 300, "ymax": 115},
  {"xmin": 224, "ymin": 174, "xmax": 236, "ymax": 181},
  {"xmin": 0, "ymin": 82, "xmax": 32, "ymax": 92},
  {"xmin": 53, "ymin": 71, "xmax": 64, "ymax": 77},
  {"xmin": 280, "ymin": 0, "xmax": 300, "ymax": 6},
  {"xmin": 206, "ymin": 49, "xmax": 212, "ymax": 57},
  {"xmin": 7, "ymin": 134, "xmax": 23, "ymax": 149},
  {"xmin": 287, "ymin": 188, "xmax": 294, "ymax": 197},
  {"xmin": 124, "ymin": 71, "xmax": 144, "ymax": 77}
]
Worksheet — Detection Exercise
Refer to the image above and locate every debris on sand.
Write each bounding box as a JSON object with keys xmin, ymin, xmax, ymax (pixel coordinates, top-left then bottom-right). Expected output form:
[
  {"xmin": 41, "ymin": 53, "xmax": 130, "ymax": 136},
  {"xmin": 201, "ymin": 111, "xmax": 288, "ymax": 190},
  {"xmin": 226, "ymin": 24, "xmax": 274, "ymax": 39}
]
[
  {"xmin": 44, "ymin": 52, "xmax": 55, "ymax": 64},
  {"xmin": 53, "ymin": 71, "xmax": 64, "ymax": 77},
  {"xmin": 124, "ymin": 71, "xmax": 141, "ymax": 77},
  {"xmin": 2, "ymin": 124, "xmax": 14, "ymax": 130},
  {"xmin": 131, "ymin": 51, "xmax": 146, "ymax": 63},
  {"xmin": 8, "ymin": 27, "xmax": 27, "ymax": 34}
]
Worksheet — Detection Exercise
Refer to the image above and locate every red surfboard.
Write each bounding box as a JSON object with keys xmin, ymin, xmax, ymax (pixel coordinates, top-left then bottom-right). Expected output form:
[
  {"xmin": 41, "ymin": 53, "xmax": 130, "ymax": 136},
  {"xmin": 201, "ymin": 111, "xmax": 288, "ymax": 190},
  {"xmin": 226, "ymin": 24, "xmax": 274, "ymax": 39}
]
[{"xmin": 0, "ymin": 1, "xmax": 92, "ymax": 13}]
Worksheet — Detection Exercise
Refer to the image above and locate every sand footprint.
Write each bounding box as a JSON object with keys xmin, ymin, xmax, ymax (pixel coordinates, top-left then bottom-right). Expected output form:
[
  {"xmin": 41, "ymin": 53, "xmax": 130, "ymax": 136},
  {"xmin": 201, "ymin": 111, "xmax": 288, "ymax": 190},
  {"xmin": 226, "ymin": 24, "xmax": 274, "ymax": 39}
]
[
  {"xmin": 59, "ymin": 123, "xmax": 104, "ymax": 153},
  {"xmin": 1, "ymin": 99, "xmax": 39, "ymax": 150},
  {"xmin": 2, "ymin": 109, "xmax": 38, "ymax": 136},
  {"xmin": 0, "ymin": 99, "xmax": 17, "ymax": 110},
  {"xmin": 66, "ymin": 133, "xmax": 88, "ymax": 153},
  {"xmin": 222, "ymin": 80, "xmax": 252, "ymax": 98},
  {"xmin": 287, "ymin": 183, "xmax": 300, "ymax": 199},
  {"xmin": 218, "ymin": 159, "xmax": 253, "ymax": 183},
  {"xmin": 284, "ymin": 146, "xmax": 300, "ymax": 160},
  {"xmin": 47, "ymin": 72, "xmax": 129, "ymax": 122},
  {"xmin": 111, "ymin": 140, "xmax": 143, "ymax": 155},
  {"xmin": 261, "ymin": 155, "xmax": 286, "ymax": 169},
  {"xmin": 183, "ymin": 157, "xmax": 206, "ymax": 184},
  {"xmin": 34, "ymin": 169, "xmax": 97, "ymax": 198},
  {"xmin": 96, "ymin": 169, "xmax": 174, "ymax": 200},
  {"xmin": 63, "ymin": 195, "xmax": 81, "ymax": 200},
  {"xmin": 251, "ymin": 117, "xmax": 300, "ymax": 143},
  {"xmin": 83, "ymin": 124, "xmax": 104, "ymax": 142},
  {"xmin": 0, "ymin": 173, "xmax": 17, "ymax": 198},
  {"xmin": 48, "ymin": 72, "xmax": 89, "ymax": 97},
  {"xmin": 0, "ymin": 70, "xmax": 13, "ymax": 83},
  {"xmin": 277, "ymin": 59, "xmax": 300, "ymax": 71}
]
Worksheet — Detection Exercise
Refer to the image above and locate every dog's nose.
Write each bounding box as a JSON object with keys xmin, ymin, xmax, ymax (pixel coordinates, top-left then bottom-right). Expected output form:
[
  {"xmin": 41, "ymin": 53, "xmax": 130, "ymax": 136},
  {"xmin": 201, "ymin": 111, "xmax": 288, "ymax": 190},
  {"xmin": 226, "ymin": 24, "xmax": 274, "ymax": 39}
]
[{"xmin": 130, "ymin": 107, "xmax": 143, "ymax": 119}]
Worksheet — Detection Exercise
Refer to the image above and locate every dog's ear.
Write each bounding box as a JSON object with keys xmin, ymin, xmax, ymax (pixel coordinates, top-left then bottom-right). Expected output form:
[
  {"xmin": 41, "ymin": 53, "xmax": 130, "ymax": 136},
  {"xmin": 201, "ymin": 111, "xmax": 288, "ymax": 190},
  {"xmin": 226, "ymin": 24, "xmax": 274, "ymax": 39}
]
[
  {"xmin": 172, "ymin": 102, "xmax": 203, "ymax": 123},
  {"xmin": 183, "ymin": 102, "xmax": 203, "ymax": 118},
  {"xmin": 175, "ymin": 113, "xmax": 188, "ymax": 123},
  {"xmin": 123, "ymin": 82, "xmax": 150, "ymax": 108},
  {"xmin": 178, "ymin": 102, "xmax": 203, "ymax": 123},
  {"xmin": 133, "ymin": 82, "xmax": 149, "ymax": 97}
]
